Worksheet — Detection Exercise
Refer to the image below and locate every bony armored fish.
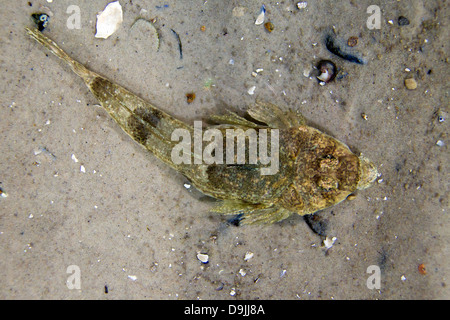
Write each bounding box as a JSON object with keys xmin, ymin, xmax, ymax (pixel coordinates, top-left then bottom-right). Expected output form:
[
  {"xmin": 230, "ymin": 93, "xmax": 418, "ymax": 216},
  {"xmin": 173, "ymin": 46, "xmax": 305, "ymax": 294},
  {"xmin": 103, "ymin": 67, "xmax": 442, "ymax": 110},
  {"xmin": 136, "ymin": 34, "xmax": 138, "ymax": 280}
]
[{"xmin": 26, "ymin": 27, "xmax": 378, "ymax": 225}]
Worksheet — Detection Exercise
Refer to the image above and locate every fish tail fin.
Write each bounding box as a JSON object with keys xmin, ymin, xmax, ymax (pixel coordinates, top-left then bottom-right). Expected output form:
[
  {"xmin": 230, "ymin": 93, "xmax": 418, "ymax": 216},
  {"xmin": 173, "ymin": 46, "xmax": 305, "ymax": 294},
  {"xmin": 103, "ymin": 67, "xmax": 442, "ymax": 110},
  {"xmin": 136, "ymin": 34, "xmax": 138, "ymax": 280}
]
[
  {"xmin": 26, "ymin": 27, "xmax": 201, "ymax": 180},
  {"xmin": 26, "ymin": 27, "xmax": 96, "ymax": 83}
]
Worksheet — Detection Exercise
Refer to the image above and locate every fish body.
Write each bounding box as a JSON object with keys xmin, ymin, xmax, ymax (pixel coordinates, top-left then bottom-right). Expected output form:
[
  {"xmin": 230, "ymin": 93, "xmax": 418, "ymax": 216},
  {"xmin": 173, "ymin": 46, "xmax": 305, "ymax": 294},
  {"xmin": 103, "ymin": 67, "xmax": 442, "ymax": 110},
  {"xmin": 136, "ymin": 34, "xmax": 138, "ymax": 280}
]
[{"xmin": 26, "ymin": 28, "xmax": 377, "ymax": 225}]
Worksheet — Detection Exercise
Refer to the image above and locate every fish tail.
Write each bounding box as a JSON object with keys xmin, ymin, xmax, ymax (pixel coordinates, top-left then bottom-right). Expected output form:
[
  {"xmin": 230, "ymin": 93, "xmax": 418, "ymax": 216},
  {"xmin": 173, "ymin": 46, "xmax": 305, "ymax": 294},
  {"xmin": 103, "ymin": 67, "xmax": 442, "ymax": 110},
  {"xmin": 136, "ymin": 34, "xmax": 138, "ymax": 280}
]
[
  {"xmin": 26, "ymin": 27, "xmax": 95, "ymax": 83},
  {"xmin": 26, "ymin": 27, "xmax": 197, "ymax": 174}
]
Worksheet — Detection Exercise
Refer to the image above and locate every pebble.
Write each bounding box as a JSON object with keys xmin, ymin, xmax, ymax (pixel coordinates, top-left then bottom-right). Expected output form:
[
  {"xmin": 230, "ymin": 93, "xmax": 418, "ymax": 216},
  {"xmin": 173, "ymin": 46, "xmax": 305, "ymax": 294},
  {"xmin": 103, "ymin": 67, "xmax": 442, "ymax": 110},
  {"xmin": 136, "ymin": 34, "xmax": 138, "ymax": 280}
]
[
  {"xmin": 404, "ymin": 78, "xmax": 417, "ymax": 90},
  {"xmin": 347, "ymin": 36, "xmax": 358, "ymax": 47},
  {"xmin": 264, "ymin": 22, "xmax": 274, "ymax": 32},
  {"xmin": 398, "ymin": 16, "xmax": 410, "ymax": 26}
]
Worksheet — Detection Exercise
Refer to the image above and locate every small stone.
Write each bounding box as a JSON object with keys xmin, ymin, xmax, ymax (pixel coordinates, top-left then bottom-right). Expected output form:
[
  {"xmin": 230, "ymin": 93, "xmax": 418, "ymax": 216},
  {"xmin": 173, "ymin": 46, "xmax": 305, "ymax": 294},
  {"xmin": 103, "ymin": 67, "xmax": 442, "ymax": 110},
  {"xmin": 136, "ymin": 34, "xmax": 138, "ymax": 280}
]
[
  {"xmin": 264, "ymin": 22, "xmax": 274, "ymax": 32},
  {"xmin": 186, "ymin": 92, "xmax": 196, "ymax": 104},
  {"xmin": 398, "ymin": 16, "xmax": 410, "ymax": 26},
  {"xmin": 404, "ymin": 78, "xmax": 417, "ymax": 90},
  {"xmin": 347, "ymin": 36, "xmax": 358, "ymax": 47}
]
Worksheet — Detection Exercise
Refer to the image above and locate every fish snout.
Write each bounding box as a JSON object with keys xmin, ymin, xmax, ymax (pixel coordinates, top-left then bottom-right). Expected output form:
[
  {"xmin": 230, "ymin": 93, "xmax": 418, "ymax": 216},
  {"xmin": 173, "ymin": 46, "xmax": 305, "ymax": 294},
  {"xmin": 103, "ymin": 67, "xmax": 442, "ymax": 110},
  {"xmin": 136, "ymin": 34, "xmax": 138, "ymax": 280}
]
[{"xmin": 357, "ymin": 156, "xmax": 378, "ymax": 190}]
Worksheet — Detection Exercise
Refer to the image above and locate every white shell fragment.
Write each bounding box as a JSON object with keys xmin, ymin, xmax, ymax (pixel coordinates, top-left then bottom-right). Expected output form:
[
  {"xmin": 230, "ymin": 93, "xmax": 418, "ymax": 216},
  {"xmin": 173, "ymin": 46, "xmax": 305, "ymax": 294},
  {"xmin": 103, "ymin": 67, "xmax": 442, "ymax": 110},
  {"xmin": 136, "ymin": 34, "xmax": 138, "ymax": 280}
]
[
  {"xmin": 297, "ymin": 2, "xmax": 308, "ymax": 9},
  {"xmin": 317, "ymin": 69, "xmax": 330, "ymax": 82},
  {"xmin": 255, "ymin": 5, "xmax": 266, "ymax": 25},
  {"xmin": 244, "ymin": 251, "xmax": 254, "ymax": 261},
  {"xmin": 127, "ymin": 275, "xmax": 137, "ymax": 281},
  {"xmin": 247, "ymin": 86, "xmax": 256, "ymax": 95},
  {"xmin": 95, "ymin": 1, "xmax": 123, "ymax": 39},
  {"xmin": 197, "ymin": 253, "xmax": 209, "ymax": 264},
  {"xmin": 323, "ymin": 236, "xmax": 337, "ymax": 249}
]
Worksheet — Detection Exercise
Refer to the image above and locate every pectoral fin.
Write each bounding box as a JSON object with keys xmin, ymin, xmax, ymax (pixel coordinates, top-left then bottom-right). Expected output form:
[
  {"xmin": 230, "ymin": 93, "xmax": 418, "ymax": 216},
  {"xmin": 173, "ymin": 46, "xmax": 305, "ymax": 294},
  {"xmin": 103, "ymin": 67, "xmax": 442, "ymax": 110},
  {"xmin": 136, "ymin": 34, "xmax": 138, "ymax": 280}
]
[
  {"xmin": 211, "ymin": 200, "xmax": 292, "ymax": 225},
  {"xmin": 247, "ymin": 100, "xmax": 305, "ymax": 128}
]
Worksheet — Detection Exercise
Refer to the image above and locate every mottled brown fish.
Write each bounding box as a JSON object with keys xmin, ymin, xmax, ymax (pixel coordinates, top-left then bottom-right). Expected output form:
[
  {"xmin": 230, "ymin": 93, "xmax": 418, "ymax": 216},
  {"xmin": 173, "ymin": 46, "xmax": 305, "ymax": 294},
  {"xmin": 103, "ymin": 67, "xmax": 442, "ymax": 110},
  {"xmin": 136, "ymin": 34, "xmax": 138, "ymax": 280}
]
[{"xmin": 26, "ymin": 27, "xmax": 378, "ymax": 225}]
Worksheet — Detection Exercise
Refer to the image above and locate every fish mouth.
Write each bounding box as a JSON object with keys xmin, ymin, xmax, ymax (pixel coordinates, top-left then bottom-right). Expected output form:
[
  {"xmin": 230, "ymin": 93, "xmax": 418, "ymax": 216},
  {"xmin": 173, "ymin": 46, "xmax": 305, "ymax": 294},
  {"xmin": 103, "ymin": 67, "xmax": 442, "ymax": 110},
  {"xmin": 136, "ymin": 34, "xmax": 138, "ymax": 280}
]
[{"xmin": 357, "ymin": 156, "xmax": 378, "ymax": 190}]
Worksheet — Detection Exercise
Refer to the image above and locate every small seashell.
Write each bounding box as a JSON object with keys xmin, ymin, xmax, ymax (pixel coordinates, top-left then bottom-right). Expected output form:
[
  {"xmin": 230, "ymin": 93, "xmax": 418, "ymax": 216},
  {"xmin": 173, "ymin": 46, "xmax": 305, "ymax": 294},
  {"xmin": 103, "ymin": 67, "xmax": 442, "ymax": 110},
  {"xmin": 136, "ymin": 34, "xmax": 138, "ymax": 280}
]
[
  {"xmin": 316, "ymin": 60, "xmax": 337, "ymax": 83},
  {"xmin": 197, "ymin": 252, "xmax": 209, "ymax": 264},
  {"xmin": 418, "ymin": 264, "xmax": 427, "ymax": 275},
  {"xmin": 264, "ymin": 22, "xmax": 274, "ymax": 32},
  {"xmin": 95, "ymin": 1, "xmax": 123, "ymax": 39},
  {"xmin": 255, "ymin": 5, "xmax": 266, "ymax": 25}
]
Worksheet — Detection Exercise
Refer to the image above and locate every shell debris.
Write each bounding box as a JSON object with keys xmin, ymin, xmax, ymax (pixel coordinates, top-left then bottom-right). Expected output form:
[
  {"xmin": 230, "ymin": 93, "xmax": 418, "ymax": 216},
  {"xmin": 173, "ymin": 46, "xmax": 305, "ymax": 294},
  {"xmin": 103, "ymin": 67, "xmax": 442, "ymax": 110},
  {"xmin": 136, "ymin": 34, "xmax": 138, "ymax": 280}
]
[
  {"xmin": 323, "ymin": 236, "xmax": 337, "ymax": 249},
  {"xmin": 255, "ymin": 5, "xmax": 266, "ymax": 25},
  {"xmin": 244, "ymin": 251, "xmax": 254, "ymax": 261},
  {"xmin": 0, "ymin": 187, "xmax": 7, "ymax": 198},
  {"xmin": 95, "ymin": 1, "xmax": 123, "ymax": 39},
  {"xmin": 297, "ymin": 2, "xmax": 308, "ymax": 9},
  {"xmin": 197, "ymin": 252, "xmax": 209, "ymax": 264}
]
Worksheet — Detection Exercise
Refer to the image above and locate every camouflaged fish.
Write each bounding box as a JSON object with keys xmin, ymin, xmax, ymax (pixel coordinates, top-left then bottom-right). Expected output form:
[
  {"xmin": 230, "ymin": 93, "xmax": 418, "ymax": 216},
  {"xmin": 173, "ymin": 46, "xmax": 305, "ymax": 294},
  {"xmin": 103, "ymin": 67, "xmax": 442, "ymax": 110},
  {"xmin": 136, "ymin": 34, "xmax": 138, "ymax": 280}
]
[{"xmin": 26, "ymin": 27, "xmax": 378, "ymax": 225}]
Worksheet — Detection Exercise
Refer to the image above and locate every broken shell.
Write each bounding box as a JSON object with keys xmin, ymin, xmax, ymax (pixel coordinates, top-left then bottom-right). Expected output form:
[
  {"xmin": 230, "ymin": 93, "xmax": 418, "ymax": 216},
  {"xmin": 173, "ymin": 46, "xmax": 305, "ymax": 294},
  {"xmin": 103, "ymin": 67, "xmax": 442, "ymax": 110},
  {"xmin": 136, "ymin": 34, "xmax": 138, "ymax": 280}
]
[
  {"xmin": 95, "ymin": 1, "xmax": 123, "ymax": 39},
  {"xmin": 247, "ymin": 86, "xmax": 256, "ymax": 95},
  {"xmin": 297, "ymin": 2, "xmax": 308, "ymax": 9},
  {"xmin": 244, "ymin": 251, "xmax": 254, "ymax": 261},
  {"xmin": 197, "ymin": 253, "xmax": 209, "ymax": 264},
  {"xmin": 316, "ymin": 60, "xmax": 337, "ymax": 83},
  {"xmin": 323, "ymin": 236, "xmax": 337, "ymax": 249},
  {"xmin": 255, "ymin": 5, "xmax": 266, "ymax": 25}
]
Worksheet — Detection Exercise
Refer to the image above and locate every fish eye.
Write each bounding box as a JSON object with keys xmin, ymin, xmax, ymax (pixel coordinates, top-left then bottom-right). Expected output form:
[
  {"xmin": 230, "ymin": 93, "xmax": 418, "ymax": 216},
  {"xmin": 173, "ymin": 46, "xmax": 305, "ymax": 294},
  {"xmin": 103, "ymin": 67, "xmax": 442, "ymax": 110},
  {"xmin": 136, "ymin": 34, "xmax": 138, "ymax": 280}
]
[
  {"xmin": 319, "ymin": 155, "xmax": 339, "ymax": 169},
  {"xmin": 40, "ymin": 15, "xmax": 47, "ymax": 21}
]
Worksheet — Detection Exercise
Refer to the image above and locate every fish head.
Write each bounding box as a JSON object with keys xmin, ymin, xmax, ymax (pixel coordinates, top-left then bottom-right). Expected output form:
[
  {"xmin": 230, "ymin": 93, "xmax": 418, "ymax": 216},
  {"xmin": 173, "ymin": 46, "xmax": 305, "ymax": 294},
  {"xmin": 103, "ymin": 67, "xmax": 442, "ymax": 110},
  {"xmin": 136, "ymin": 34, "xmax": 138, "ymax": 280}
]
[{"xmin": 285, "ymin": 128, "xmax": 376, "ymax": 215}]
